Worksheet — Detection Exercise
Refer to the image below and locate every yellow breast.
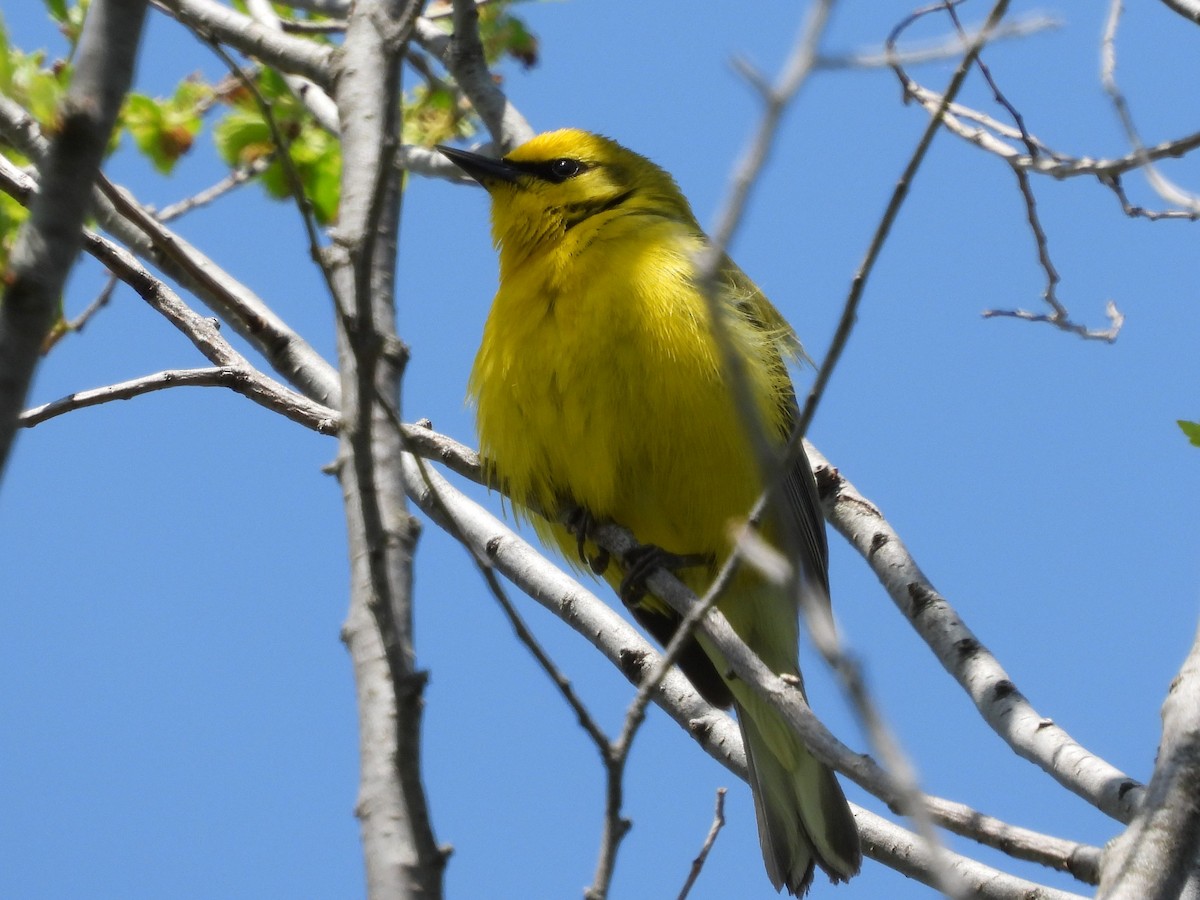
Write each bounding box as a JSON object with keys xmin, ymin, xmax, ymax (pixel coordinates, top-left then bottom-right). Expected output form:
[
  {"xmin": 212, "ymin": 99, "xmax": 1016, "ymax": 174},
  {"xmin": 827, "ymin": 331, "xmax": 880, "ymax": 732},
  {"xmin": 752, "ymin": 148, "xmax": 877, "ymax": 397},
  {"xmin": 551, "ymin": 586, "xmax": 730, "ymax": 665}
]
[{"xmin": 470, "ymin": 214, "xmax": 786, "ymax": 564}]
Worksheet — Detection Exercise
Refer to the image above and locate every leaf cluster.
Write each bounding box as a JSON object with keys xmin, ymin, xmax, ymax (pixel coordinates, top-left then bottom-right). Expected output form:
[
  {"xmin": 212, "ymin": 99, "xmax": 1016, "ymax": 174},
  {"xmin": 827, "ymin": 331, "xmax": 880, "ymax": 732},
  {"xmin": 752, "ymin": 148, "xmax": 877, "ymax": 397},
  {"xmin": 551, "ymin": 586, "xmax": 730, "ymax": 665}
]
[{"xmin": 1, "ymin": 0, "xmax": 539, "ymax": 237}]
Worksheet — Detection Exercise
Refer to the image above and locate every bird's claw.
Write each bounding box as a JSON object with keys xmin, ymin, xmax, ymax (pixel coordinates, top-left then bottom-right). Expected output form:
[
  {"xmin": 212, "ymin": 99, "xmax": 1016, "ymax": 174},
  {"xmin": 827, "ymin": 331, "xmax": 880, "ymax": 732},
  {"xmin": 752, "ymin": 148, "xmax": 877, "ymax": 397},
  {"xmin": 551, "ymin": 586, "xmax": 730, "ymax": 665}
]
[
  {"xmin": 565, "ymin": 506, "xmax": 610, "ymax": 575},
  {"xmin": 619, "ymin": 545, "xmax": 713, "ymax": 606}
]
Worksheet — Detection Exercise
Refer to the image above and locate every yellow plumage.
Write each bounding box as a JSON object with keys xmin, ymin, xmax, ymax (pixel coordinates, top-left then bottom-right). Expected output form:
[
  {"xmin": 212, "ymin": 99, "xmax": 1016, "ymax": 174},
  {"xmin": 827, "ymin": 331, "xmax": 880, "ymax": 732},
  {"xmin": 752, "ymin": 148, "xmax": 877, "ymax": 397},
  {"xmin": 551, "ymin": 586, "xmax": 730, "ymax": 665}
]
[{"xmin": 440, "ymin": 129, "xmax": 861, "ymax": 895}]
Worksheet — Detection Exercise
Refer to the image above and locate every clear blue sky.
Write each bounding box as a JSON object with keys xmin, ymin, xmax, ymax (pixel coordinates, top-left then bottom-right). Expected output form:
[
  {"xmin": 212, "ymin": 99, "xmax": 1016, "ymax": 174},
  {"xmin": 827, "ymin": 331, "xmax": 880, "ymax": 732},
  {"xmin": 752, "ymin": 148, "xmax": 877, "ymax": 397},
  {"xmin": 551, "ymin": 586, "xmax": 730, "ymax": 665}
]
[{"xmin": 3, "ymin": 2, "xmax": 1199, "ymax": 898}]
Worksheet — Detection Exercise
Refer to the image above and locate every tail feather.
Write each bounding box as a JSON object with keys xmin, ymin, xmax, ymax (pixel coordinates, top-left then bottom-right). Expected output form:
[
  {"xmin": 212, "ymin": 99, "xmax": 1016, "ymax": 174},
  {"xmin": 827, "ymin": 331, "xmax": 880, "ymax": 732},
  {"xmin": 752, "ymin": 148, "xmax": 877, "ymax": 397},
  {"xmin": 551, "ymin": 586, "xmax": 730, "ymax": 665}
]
[{"xmin": 738, "ymin": 704, "xmax": 861, "ymax": 895}]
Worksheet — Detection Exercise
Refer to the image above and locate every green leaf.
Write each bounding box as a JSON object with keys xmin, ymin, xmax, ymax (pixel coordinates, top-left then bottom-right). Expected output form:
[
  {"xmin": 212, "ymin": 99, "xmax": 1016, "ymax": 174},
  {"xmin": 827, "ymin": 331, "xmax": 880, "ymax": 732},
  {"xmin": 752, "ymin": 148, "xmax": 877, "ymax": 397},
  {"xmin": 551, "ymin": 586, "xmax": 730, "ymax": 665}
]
[
  {"xmin": 213, "ymin": 106, "xmax": 273, "ymax": 167},
  {"xmin": 403, "ymin": 83, "xmax": 475, "ymax": 147},
  {"xmin": 121, "ymin": 78, "xmax": 209, "ymax": 173},
  {"xmin": 45, "ymin": 0, "xmax": 90, "ymax": 46},
  {"xmin": 212, "ymin": 93, "xmax": 342, "ymax": 224},
  {"xmin": 43, "ymin": 0, "xmax": 70, "ymax": 23},
  {"xmin": 479, "ymin": 5, "xmax": 539, "ymax": 69},
  {"xmin": 1179, "ymin": 420, "xmax": 1200, "ymax": 448}
]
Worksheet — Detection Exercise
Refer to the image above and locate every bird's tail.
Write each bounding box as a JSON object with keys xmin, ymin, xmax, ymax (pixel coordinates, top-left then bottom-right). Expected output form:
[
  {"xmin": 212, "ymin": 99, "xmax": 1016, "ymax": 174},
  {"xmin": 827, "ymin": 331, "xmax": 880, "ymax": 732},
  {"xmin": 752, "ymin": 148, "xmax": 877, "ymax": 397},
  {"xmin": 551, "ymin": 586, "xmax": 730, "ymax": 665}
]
[{"xmin": 736, "ymin": 694, "xmax": 861, "ymax": 896}]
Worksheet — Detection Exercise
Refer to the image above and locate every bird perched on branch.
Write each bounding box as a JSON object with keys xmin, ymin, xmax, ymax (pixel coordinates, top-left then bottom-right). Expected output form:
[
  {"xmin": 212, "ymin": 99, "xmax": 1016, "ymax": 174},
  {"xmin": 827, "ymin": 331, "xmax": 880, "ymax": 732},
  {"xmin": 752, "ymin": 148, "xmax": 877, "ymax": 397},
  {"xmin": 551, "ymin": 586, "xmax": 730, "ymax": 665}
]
[{"xmin": 439, "ymin": 129, "xmax": 861, "ymax": 895}]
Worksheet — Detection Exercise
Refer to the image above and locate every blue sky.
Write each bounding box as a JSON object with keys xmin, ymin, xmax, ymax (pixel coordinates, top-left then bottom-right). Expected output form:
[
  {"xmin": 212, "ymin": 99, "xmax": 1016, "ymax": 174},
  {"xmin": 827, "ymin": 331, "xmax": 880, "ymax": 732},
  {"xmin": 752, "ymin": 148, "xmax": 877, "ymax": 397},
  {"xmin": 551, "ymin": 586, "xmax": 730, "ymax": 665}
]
[{"xmin": 2, "ymin": 2, "xmax": 1199, "ymax": 898}]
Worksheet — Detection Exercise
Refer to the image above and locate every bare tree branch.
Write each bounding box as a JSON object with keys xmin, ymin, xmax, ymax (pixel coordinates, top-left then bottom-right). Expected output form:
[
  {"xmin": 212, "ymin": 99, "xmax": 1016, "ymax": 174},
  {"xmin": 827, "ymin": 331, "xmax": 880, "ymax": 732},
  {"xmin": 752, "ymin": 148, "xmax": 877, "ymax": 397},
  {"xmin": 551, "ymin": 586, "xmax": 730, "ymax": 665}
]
[
  {"xmin": 153, "ymin": 0, "xmax": 334, "ymax": 88},
  {"xmin": 19, "ymin": 366, "xmax": 337, "ymax": 433},
  {"xmin": 328, "ymin": 0, "xmax": 446, "ymax": 896},
  {"xmin": 878, "ymin": 1, "xmax": 1198, "ymax": 348},
  {"xmin": 0, "ymin": 157, "xmax": 337, "ymax": 434},
  {"xmin": 853, "ymin": 805, "xmax": 1088, "ymax": 900},
  {"xmin": 0, "ymin": 0, "xmax": 148, "ymax": 484},
  {"xmin": 60, "ymin": 273, "xmax": 118, "ymax": 341},
  {"xmin": 980, "ymin": 169, "xmax": 1124, "ymax": 341},
  {"xmin": 798, "ymin": 0, "xmax": 1011, "ymax": 460},
  {"xmin": 1158, "ymin": 0, "xmax": 1200, "ymax": 25},
  {"xmin": 444, "ymin": 0, "xmax": 533, "ymax": 149},
  {"xmin": 815, "ymin": 14, "xmax": 1057, "ymax": 70},
  {"xmin": 244, "ymin": 0, "xmax": 341, "ymax": 131},
  {"xmin": 899, "ymin": 81, "xmax": 1200, "ymax": 181},
  {"xmin": 204, "ymin": 38, "xmax": 336, "ymax": 292},
  {"xmin": 1102, "ymin": 0, "xmax": 1200, "ymax": 214},
  {"xmin": 1097, "ymin": 620, "xmax": 1200, "ymax": 899},
  {"xmin": 676, "ymin": 789, "xmax": 727, "ymax": 900},
  {"xmin": 0, "ymin": 94, "xmax": 341, "ymax": 406},
  {"xmin": 397, "ymin": 427, "xmax": 1105, "ymax": 886},
  {"xmin": 805, "ymin": 442, "xmax": 1144, "ymax": 824},
  {"xmin": 97, "ymin": 173, "xmax": 343, "ymax": 404},
  {"xmin": 1102, "ymin": 173, "xmax": 1200, "ymax": 221},
  {"xmin": 154, "ymin": 157, "xmax": 273, "ymax": 222}
]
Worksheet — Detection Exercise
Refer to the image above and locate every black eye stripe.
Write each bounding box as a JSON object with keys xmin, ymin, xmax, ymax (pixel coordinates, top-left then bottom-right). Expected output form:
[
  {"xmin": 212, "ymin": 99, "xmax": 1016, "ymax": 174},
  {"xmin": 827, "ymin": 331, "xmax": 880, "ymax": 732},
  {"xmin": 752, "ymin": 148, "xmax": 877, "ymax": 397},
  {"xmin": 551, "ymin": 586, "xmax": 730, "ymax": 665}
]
[{"xmin": 502, "ymin": 157, "xmax": 589, "ymax": 183}]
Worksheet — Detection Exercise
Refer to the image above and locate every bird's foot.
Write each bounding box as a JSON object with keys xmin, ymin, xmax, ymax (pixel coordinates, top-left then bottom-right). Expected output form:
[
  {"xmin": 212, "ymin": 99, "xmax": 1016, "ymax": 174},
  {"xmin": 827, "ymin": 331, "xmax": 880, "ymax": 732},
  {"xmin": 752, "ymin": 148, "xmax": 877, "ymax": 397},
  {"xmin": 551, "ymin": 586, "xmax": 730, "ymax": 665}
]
[
  {"xmin": 620, "ymin": 545, "xmax": 714, "ymax": 605},
  {"xmin": 564, "ymin": 506, "xmax": 610, "ymax": 575}
]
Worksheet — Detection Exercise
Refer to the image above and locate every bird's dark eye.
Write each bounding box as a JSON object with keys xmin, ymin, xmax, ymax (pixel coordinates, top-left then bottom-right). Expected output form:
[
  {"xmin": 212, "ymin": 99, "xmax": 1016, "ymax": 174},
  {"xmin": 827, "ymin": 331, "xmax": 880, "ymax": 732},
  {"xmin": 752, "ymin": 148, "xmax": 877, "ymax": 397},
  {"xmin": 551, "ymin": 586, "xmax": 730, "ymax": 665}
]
[{"xmin": 548, "ymin": 158, "xmax": 585, "ymax": 181}]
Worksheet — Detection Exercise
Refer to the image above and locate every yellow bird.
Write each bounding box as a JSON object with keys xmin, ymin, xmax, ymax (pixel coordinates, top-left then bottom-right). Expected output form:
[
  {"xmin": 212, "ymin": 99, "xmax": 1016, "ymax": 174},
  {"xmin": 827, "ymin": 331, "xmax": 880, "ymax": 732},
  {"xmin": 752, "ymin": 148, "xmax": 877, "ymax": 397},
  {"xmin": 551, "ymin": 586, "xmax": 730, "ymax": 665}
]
[{"xmin": 439, "ymin": 129, "xmax": 861, "ymax": 895}]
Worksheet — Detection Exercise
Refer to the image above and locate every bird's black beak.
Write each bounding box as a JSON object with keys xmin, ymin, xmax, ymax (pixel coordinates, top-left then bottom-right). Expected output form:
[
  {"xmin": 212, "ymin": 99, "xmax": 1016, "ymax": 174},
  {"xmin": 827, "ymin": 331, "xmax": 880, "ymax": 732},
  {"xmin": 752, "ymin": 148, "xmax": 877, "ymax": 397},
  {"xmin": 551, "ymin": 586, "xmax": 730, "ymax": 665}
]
[{"xmin": 437, "ymin": 145, "xmax": 521, "ymax": 185}]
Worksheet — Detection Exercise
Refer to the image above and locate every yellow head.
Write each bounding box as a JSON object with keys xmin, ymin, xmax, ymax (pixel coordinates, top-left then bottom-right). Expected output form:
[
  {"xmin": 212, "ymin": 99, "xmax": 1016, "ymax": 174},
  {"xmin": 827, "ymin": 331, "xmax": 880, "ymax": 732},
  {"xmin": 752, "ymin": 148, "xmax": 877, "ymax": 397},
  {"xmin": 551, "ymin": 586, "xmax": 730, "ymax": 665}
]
[{"xmin": 438, "ymin": 129, "xmax": 700, "ymax": 268}]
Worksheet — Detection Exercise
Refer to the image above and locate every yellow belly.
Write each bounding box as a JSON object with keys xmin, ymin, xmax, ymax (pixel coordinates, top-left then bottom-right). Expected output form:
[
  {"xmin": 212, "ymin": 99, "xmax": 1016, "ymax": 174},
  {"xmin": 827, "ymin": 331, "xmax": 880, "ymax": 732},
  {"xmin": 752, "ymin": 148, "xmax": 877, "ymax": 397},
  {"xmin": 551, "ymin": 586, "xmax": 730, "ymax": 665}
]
[{"xmin": 470, "ymin": 218, "xmax": 785, "ymax": 566}]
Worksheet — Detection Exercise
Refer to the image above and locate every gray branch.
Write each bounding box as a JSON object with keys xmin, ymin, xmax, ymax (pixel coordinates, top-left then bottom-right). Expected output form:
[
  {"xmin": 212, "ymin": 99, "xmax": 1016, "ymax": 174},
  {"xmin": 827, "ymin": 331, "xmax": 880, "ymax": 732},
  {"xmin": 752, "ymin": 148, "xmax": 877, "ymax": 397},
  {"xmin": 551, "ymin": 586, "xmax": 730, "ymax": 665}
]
[
  {"xmin": 806, "ymin": 442, "xmax": 1143, "ymax": 823},
  {"xmin": 245, "ymin": 0, "xmax": 341, "ymax": 132},
  {"xmin": 443, "ymin": 0, "xmax": 533, "ymax": 149},
  {"xmin": 0, "ymin": 95, "xmax": 341, "ymax": 407},
  {"xmin": 154, "ymin": 0, "xmax": 334, "ymax": 88},
  {"xmin": 19, "ymin": 366, "xmax": 337, "ymax": 433},
  {"xmin": 1097, "ymin": 621, "xmax": 1200, "ymax": 899},
  {"xmin": 853, "ymin": 806, "xmax": 1086, "ymax": 900},
  {"xmin": 1158, "ymin": 0, "xmax": 1200, "ymax": 26},
  {"xmin": 0, "ymin": 0, "xmax": 148, "ymax": 485},
  {"xmin": 0, "ymin": 157, "xmax": 336, "ymax": 436},
  {"xmin": 328, "ymin": 1, "xmax": 446, "ymax": 897},
  {"xmin": 397, "ymin": 426, "xmax": 1103, "ymax": 889}
]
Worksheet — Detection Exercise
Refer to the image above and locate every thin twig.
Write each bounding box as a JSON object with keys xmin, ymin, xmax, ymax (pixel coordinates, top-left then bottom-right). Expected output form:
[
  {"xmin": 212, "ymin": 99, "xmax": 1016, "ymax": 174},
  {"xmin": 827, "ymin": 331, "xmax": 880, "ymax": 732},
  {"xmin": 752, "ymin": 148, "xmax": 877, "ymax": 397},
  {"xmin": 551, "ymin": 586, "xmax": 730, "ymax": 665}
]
[
  {"xmin": 1102, "ymin": 0, "xmax": 1200, "ymax": 214},
  {"xmin": 1101, "ymin": 173, "xmax": 1200, "ymax": 221},
  {"xmin": 91, "ymin": 170, "xmax": 342, "ymax": 405},
  {"xmin": 799, "ymin": 0, "xmax": 1007, "ymax": 438},
  {"xmin": 981, "ymin": 299, "xmax": 1124, "ymax": 340},
  {"xmin": 279, "ymin": 17, "xmax": 347, "ymax": 34},
  {"xmin": 0, "ymin": 160, "xmax": 336, "ymax": 436},
  {"xmin": 205, "ymin": 38, "xmax": 337, "ymax": 294},
  {"xmin": 395, "ymin": 423, "xmax": 1108, "ymax": 885},
  {"xmin": 676, "ymin": 789, "xmax": 727, "ymax": 900},
  {"xmin": 586, "ymin": 536, "xmax": 748, "ymax": 900},
  {"xmin": 486, "ymin": 571, "xmax": 611, "ymax": 749},
  {"xmin": 817, "ymin": 13, "xmax": 1056, "ymax": 71},
  {"xmin": 155, "ymin": 156, "xmax": 272, "ymax": 221},
  {"xmin": 65, "ymin": 274, "xmax": 119, "ymax": 334},
  {"xmin": 19, "ymin": 366, "xmax": 338, "ymax": 433},
  {"xmin": 900, "ymin": 81, "xmax": 1200, "ymax": 181},
  {"xmin": 782, "ymin": 8, "xmax": 1019, "ymax": 891},
  {"xmin": 942, "ymin": 1, "xmax": 1037, "ymax": 157}
]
